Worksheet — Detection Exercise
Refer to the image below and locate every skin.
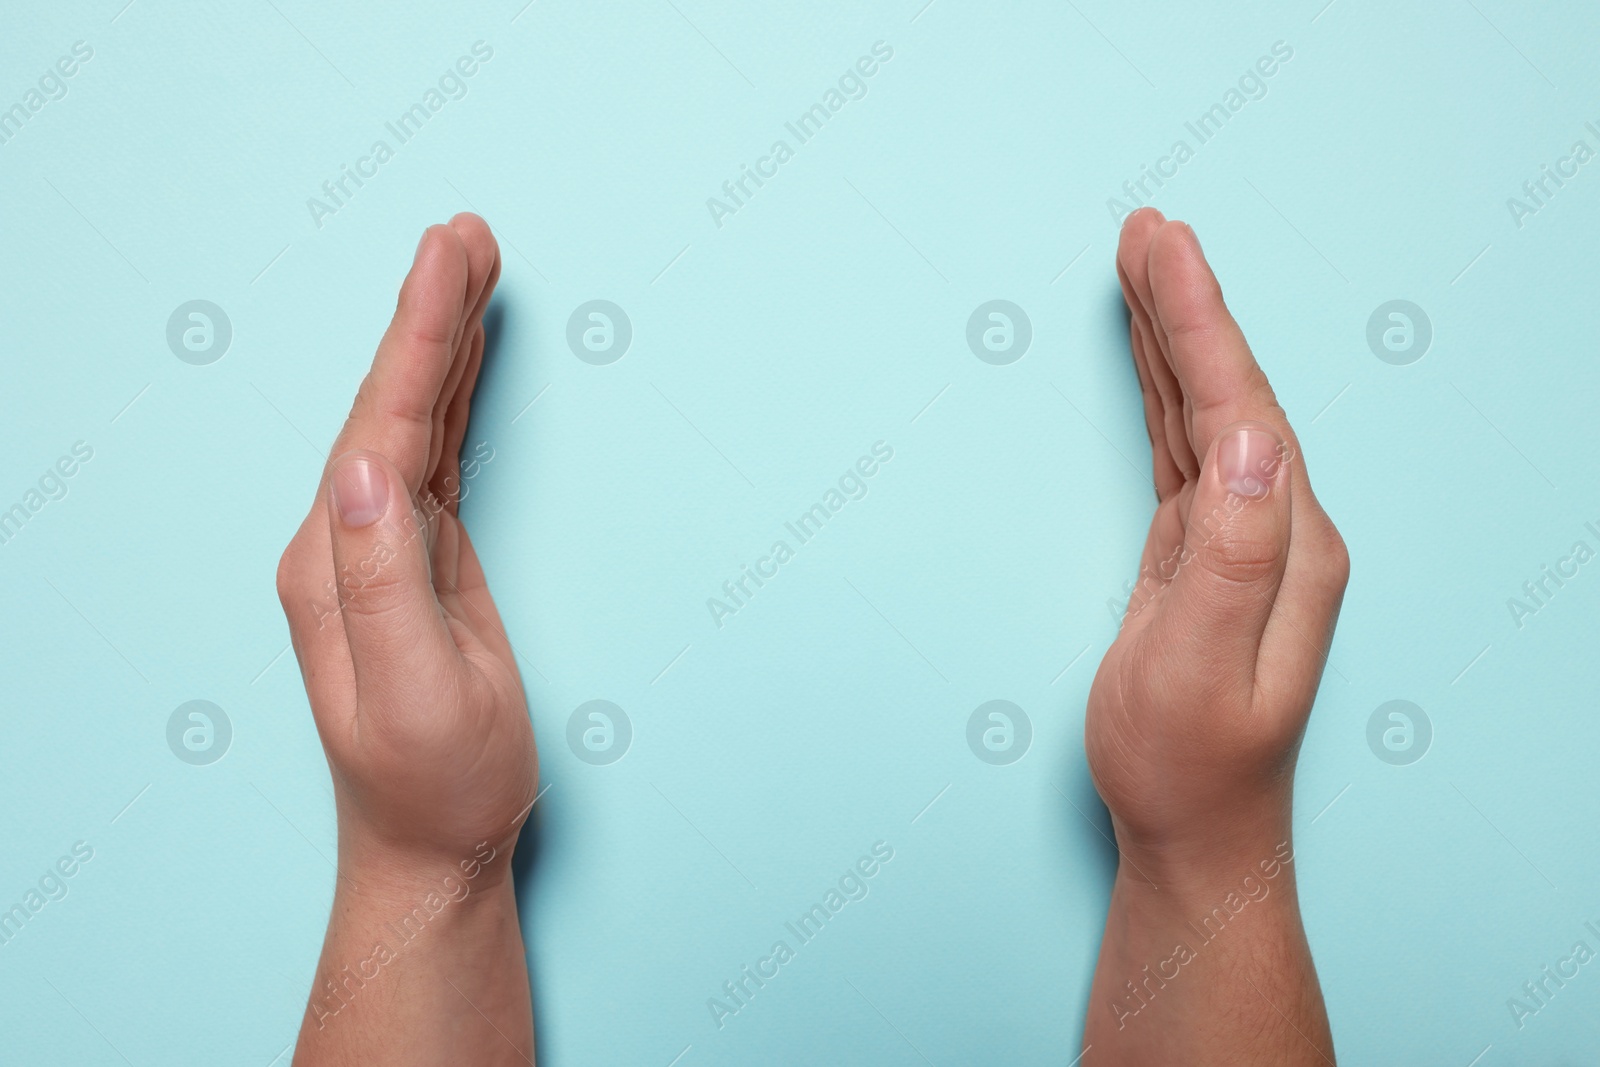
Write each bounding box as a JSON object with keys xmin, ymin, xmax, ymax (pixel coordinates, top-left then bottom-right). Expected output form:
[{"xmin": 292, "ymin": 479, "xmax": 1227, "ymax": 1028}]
[
  {"xmin": 1082, "ymin": 208, "xmax": 1349, "ymax": 1064},
  {"xmin": 276, "ymin": 215, "xmax": 539, "ymax": 1065},
  {"xmin": 277, "ymin": 209, "xmax": 1348, "ymax": 1064}
]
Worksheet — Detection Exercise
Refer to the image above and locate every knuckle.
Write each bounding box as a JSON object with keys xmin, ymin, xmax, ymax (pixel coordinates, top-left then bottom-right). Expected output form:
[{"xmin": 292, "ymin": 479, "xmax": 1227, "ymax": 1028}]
[
  {"xmin": 1196, "ymin": 526, "xmax": 1284, "ymax": 588},
  {"xmin": 1304, "ymin": 508, "xmax": 1351, "ymax": 591},
  {"xmin": 1323, "ymin": 525, "xmax": 1351, "ymax": 588},
  {"xmin": 347, "ymin": 376, "xmax": 372, "ymax": 420},
  {"xmin": 334, "ymin": 546, "xmax": 418, "ymax": 621},
  {"xmin": 335, "ymin": 582, "xmax": 418, "ymax": 643},
  {"xmin": 276, "ymin": 538, "xmax": 338, "ymax": 637},
  {"xmin": 275, "ymin": 542, "xmax": 306, "ymax": 610}
]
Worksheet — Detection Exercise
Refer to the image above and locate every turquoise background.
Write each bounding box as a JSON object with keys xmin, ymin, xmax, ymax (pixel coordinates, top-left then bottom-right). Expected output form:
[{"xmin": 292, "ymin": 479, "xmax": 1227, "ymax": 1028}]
[{"xmin": 3, "ymin": 1, "xmax": 1599, "ymax": 1063}]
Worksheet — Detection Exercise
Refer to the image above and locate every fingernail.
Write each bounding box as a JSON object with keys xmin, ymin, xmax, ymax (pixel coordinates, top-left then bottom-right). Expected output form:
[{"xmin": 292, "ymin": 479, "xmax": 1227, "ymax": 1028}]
[
  {"xmin": 415, "ymin": 228, "xmax": 432, "ymax": 259},
  {"xmin": 1182, "ymin": 222, "xmax": 1203, "ymax": 253},
  {"xmin": 1218, "ymin": 426, "xmax": 1282, "ymax": 499},
  {"xmin": 331, "ymin": 455, "xmax": 388, "ymax": 527}
]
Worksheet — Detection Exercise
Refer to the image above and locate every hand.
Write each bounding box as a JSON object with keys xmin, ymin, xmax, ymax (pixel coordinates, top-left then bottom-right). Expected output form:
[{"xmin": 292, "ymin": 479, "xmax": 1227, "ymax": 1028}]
[
  {"xmin": 1080, "ymin": 210, "xmax": 1346, "ymax": 1064},
  {"xmin": 1085, "ymin": 209, "xmax": 1348, "ymax": 870},
  {"xmin": 275, "ymin": 214, "xmax": 537, "ymax": 880},
  {"xmin": 280, "ymin": 217, "xmax": 539, "ymax": 1064}
]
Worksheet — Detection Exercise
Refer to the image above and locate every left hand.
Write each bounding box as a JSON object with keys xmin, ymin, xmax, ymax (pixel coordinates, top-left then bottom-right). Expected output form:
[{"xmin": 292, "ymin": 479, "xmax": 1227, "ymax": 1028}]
[{"xmin": 274, "ymin": 214, "xmax": 538, "ymax": 878}]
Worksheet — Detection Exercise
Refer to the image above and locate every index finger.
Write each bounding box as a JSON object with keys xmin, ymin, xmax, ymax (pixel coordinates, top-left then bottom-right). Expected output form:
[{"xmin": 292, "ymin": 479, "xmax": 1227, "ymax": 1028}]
[{"xmin": 330, "ymin": 224, "xmax": 472, "ymax": 494}]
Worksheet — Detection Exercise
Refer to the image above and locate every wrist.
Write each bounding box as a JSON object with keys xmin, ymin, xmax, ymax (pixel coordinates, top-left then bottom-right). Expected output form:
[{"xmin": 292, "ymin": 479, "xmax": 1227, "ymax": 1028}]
[
  {"xmin": 1090, "ymin": 817, "xmax": 1329, "ymax": 1063},
  {"xmin": 333, "ymin": 831, "xmax": 516, "ymax": 913},
  {"xmin": 1104, "ymin": 831, "xmax": 1306, "ymax": 995},
  {"xmin": 305, "ymin": 835, "xmax": 528, "ymax": 1047},
  {"xmin": 1109, "ymin": 785, "xmax": 1292, "ymax": 884},
  {"xmin": 1112, "ymin": 808, "xmax": 1296, "ymax": 904}
]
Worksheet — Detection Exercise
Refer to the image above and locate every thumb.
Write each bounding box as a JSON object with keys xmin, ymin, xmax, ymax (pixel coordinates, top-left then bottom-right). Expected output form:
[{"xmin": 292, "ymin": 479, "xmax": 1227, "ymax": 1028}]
[
  {"xmin": 1155, "ymin": 422, "xmax": 1292, "ymax": 677},
  {"xmin": 326, "ymin": 450, "xmax": 455, "ymax": 691}
]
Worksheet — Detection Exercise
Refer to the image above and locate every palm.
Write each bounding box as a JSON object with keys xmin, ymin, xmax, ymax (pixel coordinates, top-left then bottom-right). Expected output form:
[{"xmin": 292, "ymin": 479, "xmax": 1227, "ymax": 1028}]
[{"xmin": 1084, "ymin": 495, "xmax": 1219, "ymax": 836}]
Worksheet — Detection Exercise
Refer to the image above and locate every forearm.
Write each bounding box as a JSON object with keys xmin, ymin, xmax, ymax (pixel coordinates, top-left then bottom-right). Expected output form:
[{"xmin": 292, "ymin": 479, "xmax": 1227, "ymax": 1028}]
[
  {"xmin": 293, "ymin": 840, "xmax": 533, "ymax": 1066},
  {"xmin": 1084, "ymin": 827, "xmax": 1333, "ymax": 1065}
]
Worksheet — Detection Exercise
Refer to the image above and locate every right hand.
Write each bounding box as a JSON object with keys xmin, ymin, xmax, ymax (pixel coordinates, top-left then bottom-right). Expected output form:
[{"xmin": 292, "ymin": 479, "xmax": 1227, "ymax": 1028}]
[{"xmin": 1084, "ymin": 209, "xmax": 1350, "ymax": 869}]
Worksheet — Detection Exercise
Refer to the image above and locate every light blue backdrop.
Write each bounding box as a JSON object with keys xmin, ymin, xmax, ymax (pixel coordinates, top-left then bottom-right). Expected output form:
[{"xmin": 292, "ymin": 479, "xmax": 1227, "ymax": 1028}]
[{"xmin": 2, "ymin": 1, "xmax": 1598, "ymax": 1063}]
